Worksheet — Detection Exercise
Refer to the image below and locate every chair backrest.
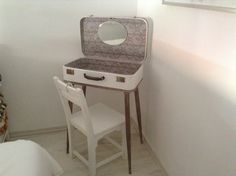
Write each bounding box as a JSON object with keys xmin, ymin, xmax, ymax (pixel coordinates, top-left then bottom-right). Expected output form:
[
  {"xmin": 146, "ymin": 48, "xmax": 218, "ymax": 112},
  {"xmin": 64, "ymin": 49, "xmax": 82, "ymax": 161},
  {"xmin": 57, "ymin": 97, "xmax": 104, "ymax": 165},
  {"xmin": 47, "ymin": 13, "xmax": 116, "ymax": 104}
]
[{"xmin": 53, "ymin": 76, "xmax": 94, "ymax": 135}]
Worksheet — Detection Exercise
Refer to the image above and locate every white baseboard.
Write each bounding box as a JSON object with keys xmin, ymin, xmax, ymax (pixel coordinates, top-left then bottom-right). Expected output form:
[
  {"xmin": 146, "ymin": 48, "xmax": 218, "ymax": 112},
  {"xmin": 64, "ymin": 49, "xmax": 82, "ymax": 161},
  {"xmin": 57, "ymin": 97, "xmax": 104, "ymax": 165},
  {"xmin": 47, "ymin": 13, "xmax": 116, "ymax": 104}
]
[{"xmin": 10, "ymin": 126, "xmax": 67, "ymax": 139}]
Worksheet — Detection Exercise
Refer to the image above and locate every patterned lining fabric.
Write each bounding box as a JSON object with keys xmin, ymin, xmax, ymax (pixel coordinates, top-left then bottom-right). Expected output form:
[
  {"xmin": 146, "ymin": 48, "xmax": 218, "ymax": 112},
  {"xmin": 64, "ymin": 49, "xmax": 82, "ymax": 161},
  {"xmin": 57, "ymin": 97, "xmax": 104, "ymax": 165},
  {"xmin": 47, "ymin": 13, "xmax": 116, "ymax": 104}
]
[
  {"xmin": 65, "ymin": 58, "xmax": 141, "ymax": 75},
  {"xmin": 0, "ymin": 93, "xmax": 7, "ymax": 136},
  {"xmin": 80, "ymin": 17, "xmax": 148, "ymax": 63},
  {"xmin": 0, "ymin": 113, "xmax": 7, "ymax": 136}
]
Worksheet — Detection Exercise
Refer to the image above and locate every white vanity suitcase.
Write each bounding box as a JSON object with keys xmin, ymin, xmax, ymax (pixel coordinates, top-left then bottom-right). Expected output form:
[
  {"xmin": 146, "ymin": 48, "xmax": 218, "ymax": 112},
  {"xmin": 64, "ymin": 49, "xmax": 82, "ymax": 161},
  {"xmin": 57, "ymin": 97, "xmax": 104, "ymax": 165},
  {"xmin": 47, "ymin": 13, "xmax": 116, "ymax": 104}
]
[{"xmin": 63, "ymin": 17, "xmax": 152, "ymax": 91}]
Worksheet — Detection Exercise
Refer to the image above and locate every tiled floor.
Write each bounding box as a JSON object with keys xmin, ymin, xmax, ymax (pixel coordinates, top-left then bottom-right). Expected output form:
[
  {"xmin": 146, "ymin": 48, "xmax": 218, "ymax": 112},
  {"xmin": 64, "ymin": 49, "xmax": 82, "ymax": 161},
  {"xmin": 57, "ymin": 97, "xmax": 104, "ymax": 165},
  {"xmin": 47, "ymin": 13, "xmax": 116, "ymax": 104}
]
[{"xmin": 16, "ymin": 125, "xmax": 166, "ymax": 176}]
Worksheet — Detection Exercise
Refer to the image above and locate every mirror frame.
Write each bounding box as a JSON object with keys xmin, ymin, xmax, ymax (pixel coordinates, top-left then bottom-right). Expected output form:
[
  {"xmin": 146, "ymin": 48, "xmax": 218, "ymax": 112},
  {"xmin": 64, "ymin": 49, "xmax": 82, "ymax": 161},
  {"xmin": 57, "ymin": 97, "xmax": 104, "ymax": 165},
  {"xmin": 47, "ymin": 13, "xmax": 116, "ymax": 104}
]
[
  {"xmin": 162, "ymin": 0, "xmax": 236, "ymax": 13},
  {"xmin": 98, "ymin": 21, "xmax": 128, "ymax": 46}
]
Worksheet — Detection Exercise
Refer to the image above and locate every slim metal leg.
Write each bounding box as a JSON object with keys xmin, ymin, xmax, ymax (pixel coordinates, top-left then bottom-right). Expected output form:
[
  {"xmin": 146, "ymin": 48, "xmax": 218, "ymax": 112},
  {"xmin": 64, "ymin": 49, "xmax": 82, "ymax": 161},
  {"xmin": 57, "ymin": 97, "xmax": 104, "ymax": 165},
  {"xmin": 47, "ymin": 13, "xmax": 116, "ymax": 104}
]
[
  {"xmin": 82, "ymin": 85, "xmax": 87, "ymax": 96},
  {"xmin": 124, "ymin": 92, "xmax": 132, "ymax": 174},
  {"xmin": 66, "ymin": 130, "xmax": 69, "ymax": 154},
  {"xmin": 66, "ymin": 101, "xmax": 74, "ymax": 154},
  {"xmin": 134, "ymin": 88, "xmax": 143, "ymax": 144}
]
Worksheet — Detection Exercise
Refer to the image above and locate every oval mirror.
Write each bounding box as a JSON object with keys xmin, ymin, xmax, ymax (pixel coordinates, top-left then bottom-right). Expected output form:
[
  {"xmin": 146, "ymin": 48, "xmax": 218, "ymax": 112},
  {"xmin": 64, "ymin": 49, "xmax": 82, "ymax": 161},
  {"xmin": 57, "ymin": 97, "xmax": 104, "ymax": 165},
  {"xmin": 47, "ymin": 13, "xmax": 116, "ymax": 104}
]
[{"xmin": 98, "ymin": 21, "xmax": 128, "ymax": 46}]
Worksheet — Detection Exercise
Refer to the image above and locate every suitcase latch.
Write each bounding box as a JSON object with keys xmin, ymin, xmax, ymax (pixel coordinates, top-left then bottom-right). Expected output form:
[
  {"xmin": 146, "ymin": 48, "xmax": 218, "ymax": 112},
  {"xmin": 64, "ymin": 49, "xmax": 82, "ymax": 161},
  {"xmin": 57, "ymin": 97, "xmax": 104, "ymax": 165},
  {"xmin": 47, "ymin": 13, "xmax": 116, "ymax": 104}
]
[
  {"xmin": 116, "ymin": 76, "xmax": 125, "ymax": 83},
  {"xmin": 66, "ymin": 69, "xmax": 74, "ymax": 75}
]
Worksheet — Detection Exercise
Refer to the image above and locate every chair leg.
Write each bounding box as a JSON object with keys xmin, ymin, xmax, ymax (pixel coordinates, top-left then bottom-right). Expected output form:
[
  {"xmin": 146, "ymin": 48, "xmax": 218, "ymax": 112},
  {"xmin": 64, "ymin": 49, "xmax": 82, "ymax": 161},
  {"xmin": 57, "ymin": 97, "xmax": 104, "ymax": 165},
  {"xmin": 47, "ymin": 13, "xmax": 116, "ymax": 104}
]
[
  {"xmin": 134, "ymin": 88, "xmax": 143, "ymax": 144},
  {"xmin": 88, "ymin": 140, "xmax": 97, "ymax": 176},
  {"xmin": 122, "ymin": 125, "xmax": 127, "ymax": 159}
]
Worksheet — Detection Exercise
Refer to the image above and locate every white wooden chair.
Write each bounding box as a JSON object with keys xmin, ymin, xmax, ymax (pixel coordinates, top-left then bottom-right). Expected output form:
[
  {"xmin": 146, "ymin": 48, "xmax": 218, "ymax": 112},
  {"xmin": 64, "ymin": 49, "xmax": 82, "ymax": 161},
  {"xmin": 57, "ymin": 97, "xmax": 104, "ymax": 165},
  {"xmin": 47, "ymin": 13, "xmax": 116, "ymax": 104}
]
[{"xmin": 53, "ymin": 77, "xmax": 126, "ymax": 176}]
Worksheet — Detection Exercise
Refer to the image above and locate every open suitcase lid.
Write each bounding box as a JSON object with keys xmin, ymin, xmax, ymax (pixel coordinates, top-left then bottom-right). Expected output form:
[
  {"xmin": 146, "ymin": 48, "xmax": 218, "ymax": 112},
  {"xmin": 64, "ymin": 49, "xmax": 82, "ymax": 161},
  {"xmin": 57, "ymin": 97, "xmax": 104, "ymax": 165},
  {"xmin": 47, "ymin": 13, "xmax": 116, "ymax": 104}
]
[{"xmin": 80, "ymin": 17, "xmax": 152, "ymax": 64}]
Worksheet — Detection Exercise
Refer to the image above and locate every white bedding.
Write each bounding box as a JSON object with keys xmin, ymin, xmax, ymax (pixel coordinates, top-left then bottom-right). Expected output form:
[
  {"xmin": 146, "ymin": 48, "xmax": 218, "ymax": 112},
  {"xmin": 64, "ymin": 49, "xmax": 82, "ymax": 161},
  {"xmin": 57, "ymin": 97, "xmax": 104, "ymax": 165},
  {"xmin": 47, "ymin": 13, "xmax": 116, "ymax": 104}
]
[{"xmin": 0, "ymin": 140, "xmax": 63, "ymax": 176}]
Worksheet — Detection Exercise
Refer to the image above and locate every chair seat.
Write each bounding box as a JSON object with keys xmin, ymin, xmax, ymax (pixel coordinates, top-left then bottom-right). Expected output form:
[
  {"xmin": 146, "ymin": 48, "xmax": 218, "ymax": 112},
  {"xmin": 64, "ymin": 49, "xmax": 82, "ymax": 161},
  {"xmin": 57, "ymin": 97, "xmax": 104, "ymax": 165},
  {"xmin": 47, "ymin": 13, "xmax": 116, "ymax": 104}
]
[{"xmin": 70, "ymin": 103, "xmax": 125, "ymax": 136}]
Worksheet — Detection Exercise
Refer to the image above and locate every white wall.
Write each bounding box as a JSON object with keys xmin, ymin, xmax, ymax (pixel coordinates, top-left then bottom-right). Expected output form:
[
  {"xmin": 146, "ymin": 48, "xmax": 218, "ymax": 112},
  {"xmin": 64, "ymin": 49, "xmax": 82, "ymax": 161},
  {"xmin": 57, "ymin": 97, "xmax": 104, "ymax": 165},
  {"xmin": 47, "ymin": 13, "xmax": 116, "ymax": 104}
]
[
  {"xmin": 0, "ymin": 0, "xmax": 137, "ymax": 132},
  {"xmin": 139, "ymin": 0, "xmax": 236, "ymax": 72},
  {"xmin": 138, "ymin": 0, "xmax": 236, "ymax": 176},
  {"xmin": 0, "ymin": 2, "xmax": 3, "ymax": 42}
]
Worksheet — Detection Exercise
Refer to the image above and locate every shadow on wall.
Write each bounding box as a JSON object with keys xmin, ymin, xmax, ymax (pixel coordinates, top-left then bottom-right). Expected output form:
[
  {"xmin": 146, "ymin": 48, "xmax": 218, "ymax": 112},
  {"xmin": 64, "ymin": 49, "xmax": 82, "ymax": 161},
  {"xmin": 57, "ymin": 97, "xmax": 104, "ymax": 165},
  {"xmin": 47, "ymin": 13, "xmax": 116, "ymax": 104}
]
[
  {"xmin": 0, "ymin": 44, "xmax": 12, "ymax": 82},
  {"xmin": 0, "ymin": 44, "xmax": 67, "ymax": 132}
]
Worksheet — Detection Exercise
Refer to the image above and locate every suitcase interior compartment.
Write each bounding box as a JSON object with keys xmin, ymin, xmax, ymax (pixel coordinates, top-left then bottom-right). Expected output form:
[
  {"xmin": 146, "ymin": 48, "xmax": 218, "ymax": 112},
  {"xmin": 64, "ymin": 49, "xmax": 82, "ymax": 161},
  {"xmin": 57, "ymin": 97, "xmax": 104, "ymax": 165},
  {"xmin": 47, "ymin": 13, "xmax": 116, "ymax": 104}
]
[{"xmin": 65, "ymin": 58, "xmax": 141, "ymax": 75}]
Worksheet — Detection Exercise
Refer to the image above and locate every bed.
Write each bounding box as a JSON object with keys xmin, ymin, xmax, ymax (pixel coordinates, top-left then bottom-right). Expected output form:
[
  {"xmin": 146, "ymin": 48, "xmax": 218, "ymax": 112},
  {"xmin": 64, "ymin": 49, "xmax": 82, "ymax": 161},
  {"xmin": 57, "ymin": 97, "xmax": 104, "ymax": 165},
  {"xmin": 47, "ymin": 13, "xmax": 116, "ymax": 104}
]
[{"xmin": 0, "ymin": 140, "xmax": 63, "ymax": 176}]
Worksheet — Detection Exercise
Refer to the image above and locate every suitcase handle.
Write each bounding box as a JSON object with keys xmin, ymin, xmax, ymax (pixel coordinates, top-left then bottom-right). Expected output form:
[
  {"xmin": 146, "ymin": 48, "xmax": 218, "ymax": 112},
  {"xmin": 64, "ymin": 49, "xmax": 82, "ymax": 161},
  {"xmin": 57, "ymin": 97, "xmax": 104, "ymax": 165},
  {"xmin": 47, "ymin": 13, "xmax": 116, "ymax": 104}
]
[{"xmin": 84, "ymin": 74, "xmax": 105, "ymax": 81}]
